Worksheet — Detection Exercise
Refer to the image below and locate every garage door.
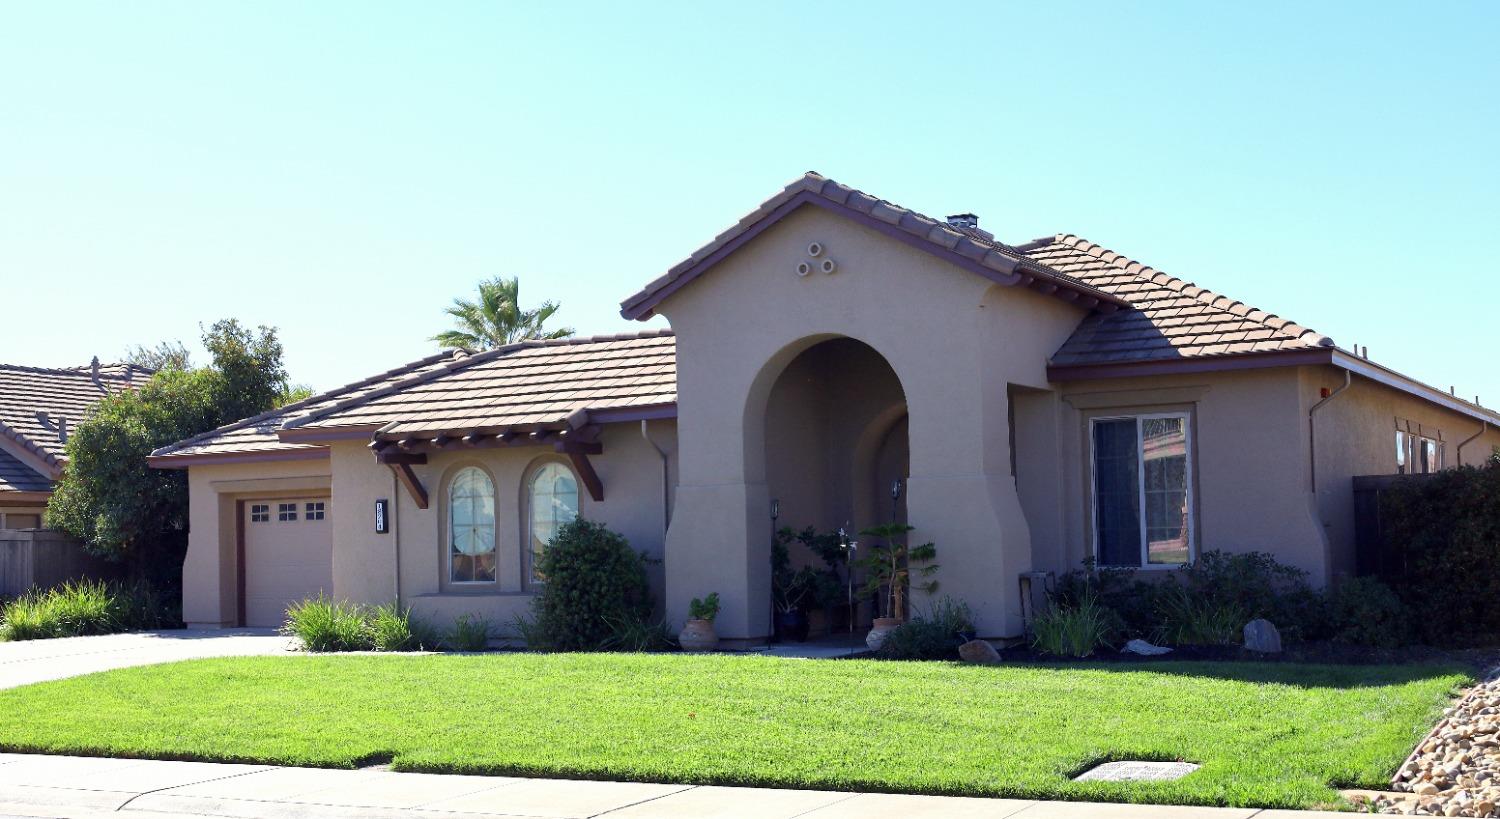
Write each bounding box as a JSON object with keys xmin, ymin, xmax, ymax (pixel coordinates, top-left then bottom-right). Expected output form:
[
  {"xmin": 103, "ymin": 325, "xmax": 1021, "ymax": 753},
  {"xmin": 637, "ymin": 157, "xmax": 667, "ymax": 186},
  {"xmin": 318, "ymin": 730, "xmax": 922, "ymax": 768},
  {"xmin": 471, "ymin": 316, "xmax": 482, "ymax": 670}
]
[{"xmin": 243, "ymin": 498, "xmax": 333, "ymax": 628}]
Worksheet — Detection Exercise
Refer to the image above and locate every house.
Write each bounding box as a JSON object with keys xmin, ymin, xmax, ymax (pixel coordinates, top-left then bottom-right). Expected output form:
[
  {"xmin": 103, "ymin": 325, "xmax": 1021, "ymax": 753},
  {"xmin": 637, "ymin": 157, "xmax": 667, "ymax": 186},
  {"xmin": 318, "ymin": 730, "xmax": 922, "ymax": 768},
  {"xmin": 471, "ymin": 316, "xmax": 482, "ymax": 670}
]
[
  {"xmin": 150, "ymin": 173, "xmax": 1500, "ymax": 641},
  {"xmin": 0, "ymin": 360, "xmax": 150, "ymax": 529}
]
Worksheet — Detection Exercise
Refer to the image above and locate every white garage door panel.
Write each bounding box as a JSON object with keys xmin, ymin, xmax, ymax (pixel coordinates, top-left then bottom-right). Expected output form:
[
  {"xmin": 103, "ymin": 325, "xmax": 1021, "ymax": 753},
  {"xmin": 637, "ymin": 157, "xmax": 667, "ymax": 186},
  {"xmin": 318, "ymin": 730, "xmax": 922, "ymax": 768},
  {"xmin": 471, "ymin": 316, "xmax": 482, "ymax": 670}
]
[{"xmin": 244, "ymin": 499, "xmax": 333, "ymax": 628}]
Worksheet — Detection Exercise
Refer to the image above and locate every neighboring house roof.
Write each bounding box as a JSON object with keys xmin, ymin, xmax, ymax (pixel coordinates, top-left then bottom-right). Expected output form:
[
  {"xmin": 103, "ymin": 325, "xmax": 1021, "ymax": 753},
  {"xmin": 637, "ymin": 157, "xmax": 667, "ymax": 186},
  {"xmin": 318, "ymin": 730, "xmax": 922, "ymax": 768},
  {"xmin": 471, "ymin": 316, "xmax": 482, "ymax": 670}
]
[
  {"xmin": 0, "ymin": 448, "xmax": 52, "ymax": 493},
  {"xmin": 619, "ymin": 172, "xmax": 1132, "ymax": 321},
  {"xmin": 1026, "ymin": 234, "xmax": 1335, "ymax": 365},
  {"xmin": 0, "ymin": 362, "xmax": 149, "ymax": 493},
  {"xmin": 149, "ymin": 332, "xmax": 677, "ymax": 464}
]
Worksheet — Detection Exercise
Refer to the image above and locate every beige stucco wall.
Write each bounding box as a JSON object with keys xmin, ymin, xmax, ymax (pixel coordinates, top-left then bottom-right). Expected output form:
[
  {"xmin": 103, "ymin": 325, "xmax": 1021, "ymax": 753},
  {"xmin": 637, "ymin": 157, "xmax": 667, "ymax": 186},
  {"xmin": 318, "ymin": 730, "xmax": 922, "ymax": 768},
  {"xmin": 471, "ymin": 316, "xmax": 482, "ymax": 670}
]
[
  {"xmin": 1306, "ymin": 366, "xmax": 1500, "ymax": 577},
  {"xmin": 181, "ymin": 419, "xmax": 676, "ymax": 633},
  {"xmin": 329, "ymin": 419, "xmax": 677, "ymax": 635},
  {"xmin": 654, "ymin": 205, "xmax": 1089, "ymax": 640},
  {"xmin": 1044, "ymin": 367, "xmax": 1331, "ymax": 585},
  {"xmin": 180, "ymin": 458, "xmax": 333, "ymax": 627}
]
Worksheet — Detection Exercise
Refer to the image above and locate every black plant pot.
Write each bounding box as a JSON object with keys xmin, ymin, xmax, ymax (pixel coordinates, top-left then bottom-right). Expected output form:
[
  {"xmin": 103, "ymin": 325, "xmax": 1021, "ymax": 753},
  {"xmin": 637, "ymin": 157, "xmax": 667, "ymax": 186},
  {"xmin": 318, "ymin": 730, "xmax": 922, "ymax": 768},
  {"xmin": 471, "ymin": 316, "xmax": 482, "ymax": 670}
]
[{"xmin": 776, "ymin": 610, "xmax": 811, "ymax": 643}]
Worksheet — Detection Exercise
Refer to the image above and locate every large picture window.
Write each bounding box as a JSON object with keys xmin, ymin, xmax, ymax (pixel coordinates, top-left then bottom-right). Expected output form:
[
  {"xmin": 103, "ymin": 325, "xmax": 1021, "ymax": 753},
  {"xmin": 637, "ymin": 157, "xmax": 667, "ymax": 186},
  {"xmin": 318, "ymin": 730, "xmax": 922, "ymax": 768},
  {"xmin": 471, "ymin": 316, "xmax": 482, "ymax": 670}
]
[
  {"xmin": 1091, "ymin": 414, "xmax": 1193, "ymax": 568},
  {"xmin": 527, "ymin": 461, "xmax": 579, "ymax": 583},
  {"xmin": 448, "ymin": 466, "xmax": 496, "ymax": 584}
]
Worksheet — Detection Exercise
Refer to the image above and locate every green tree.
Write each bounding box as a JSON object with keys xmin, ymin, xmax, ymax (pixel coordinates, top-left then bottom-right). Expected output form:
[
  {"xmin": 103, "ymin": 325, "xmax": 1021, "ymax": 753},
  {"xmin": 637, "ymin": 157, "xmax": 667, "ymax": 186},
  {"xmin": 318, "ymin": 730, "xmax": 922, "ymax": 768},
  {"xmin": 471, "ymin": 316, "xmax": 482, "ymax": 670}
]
[
  {"xmin": 47, "ymin": 320, "xmax": 293, "ymax": 587},
  {"xmin": 122, "ymin": 340, "xmax": 191, "ymax": 371},
  {"xmin": 432, "ymin": 276, "xmax": 572, "ymax": 350}
]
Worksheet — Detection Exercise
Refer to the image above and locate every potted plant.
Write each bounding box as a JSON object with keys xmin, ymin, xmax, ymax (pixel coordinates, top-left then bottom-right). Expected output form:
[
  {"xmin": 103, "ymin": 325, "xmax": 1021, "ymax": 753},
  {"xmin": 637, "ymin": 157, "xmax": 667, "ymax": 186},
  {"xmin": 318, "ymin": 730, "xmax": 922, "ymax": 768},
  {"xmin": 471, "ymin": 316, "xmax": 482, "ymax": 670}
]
[
  {"xmin": 856, "ymin": 523, "xmax": 938, "ymax": 650},
  {"xmin": 799, "ymin": 527, "xmax": 852, "ymax": 634},
  {"xmin": 771, "ymin": 528, "xmax": 814, "ymax": 642},
  {"xmin": 679, "ymin": 592, "xmax": 720, "ymax": 652}
]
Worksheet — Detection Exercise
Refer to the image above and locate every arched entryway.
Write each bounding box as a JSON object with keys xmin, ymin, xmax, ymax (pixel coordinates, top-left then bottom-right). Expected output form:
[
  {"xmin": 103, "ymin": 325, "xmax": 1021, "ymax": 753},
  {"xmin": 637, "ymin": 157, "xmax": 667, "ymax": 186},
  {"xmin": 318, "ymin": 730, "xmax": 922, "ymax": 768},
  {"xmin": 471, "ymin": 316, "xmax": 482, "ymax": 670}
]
[{"xmin": 759, "ymin": 337, "xmax": 908, "ymax": 638}]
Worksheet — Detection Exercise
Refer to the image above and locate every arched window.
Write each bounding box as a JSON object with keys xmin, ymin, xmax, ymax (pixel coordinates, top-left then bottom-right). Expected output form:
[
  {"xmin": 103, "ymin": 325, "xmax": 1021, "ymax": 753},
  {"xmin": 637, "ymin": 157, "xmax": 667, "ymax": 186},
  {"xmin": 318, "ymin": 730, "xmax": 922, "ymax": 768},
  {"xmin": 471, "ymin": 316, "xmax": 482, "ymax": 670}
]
[
  {"xmin": 448, "ymin": 466, "xmax": 496, "ymax": 584},
  {"xmin": 527, "ymin": 461, "xmax": 579, "ymax": 583}
]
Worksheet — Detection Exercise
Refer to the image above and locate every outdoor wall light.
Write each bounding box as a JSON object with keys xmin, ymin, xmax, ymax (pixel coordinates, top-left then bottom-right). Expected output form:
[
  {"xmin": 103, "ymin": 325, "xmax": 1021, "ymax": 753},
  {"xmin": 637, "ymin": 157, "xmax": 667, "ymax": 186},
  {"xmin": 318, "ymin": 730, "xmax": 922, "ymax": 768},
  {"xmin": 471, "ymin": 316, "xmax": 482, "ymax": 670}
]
[
  {"xmin": 770, "ymin": 498, "xmax": 780, "ymax": 521},
  {"xmin": 891, "ymin": 479, "xmax": 903, "ymax": 501}
]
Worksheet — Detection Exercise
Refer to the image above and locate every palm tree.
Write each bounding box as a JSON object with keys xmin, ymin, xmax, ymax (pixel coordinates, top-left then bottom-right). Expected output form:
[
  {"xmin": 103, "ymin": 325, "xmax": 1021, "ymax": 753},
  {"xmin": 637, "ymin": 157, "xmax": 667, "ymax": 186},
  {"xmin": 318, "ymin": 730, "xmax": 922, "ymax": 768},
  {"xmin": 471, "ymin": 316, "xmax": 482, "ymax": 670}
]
[{"xmin": 432, "ymin": 276, "xmax": 574, "ymax": 350}]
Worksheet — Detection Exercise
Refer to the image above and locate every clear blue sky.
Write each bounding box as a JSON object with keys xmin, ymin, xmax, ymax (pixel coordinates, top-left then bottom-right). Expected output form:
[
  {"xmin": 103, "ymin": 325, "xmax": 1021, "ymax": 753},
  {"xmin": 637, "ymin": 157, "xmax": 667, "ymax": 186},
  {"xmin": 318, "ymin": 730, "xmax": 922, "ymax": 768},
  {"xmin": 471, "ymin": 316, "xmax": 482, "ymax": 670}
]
[{"xmin": 4, "ymin": 2, "xmax": 1497, "ymax": 404}]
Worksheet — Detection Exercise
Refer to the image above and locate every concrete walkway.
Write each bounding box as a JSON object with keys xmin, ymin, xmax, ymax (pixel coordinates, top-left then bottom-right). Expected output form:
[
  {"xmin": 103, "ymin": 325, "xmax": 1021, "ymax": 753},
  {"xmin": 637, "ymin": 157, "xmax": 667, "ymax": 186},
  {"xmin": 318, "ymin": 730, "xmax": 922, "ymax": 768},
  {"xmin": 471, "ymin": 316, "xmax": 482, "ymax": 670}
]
[
  {"xmin": 0, "ymin": 753, "xmax": 1352, "ymax": 819},
  {"xmin": 0, "ymin": 629, "xmax": 294, "ymax": 690}
]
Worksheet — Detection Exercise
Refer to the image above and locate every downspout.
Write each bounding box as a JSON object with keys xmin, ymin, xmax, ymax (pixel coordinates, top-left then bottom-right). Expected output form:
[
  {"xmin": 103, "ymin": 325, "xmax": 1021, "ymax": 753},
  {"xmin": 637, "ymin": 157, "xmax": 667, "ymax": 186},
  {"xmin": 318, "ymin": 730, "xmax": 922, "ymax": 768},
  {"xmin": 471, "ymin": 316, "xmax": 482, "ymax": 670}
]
[
  {"xmin": 1456, "ymin": 420, "xmax": 1489, "ymax": 467},
  {"xmin": 1308, "ymin": 369, "xmax": 1352, "ymax": 492},
  {"xmin": 640, "ymin": 420, "xmax": 671, "ymax": 536},
  {"xmin": 391, "ymin": 466, "xmax": 402, "ymax": 604}
]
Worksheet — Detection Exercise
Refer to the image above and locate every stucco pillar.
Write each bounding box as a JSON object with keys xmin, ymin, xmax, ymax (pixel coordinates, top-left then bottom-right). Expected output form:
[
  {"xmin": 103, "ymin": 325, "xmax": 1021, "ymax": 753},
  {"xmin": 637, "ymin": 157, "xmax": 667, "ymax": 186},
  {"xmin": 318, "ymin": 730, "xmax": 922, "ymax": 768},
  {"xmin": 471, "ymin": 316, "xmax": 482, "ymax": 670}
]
[{"xmin": 664, "ymin": 481, "xmax": 771, "ymax": 643}]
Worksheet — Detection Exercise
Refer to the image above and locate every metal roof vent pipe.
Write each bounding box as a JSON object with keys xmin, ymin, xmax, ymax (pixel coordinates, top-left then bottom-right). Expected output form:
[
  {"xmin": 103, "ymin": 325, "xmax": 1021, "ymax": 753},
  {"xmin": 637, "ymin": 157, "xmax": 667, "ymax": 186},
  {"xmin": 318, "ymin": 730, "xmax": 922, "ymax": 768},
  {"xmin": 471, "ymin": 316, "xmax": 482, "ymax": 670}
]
[{"xmin": 946, "ymin": 213, "xmax": 993, "ymax": 241}]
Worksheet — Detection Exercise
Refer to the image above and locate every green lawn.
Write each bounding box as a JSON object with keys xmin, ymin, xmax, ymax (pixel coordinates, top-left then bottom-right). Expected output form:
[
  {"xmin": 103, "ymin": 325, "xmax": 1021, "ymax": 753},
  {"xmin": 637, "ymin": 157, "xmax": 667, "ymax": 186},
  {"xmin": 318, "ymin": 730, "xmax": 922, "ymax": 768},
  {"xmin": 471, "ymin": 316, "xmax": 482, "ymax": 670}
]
[{"xmin": 0, "ymin": 654, "xmax": 1467, "ymax": 809}]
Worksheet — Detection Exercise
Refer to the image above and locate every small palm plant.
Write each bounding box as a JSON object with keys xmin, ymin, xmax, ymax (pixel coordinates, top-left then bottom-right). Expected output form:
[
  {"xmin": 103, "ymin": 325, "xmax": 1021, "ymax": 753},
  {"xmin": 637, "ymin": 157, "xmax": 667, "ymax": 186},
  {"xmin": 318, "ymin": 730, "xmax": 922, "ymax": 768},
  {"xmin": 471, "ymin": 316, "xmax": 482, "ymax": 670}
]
[
  {"xmin": 856, "ymin": 523, "xmax": 938, "ymax": 621},
  {"xmin": 432, "ymin": 276, "xmax": 573, "ymax": 350}
]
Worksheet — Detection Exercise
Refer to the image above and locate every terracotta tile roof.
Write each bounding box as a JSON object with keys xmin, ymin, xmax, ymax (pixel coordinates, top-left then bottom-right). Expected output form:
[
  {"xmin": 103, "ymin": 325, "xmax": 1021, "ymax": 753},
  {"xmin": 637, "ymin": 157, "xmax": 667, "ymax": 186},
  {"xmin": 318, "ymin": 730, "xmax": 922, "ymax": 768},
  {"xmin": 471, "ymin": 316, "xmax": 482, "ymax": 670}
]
[
  {"xmin": 1025, "ymin": 234, "xmax": 1335, "ymax": 366},
  {"xmin": 286, "ymin": 331, "xmax": 677, "ymax": 441},
  {"xmin": 0, "ymin": 363, "xmax": 148, "ymax": 473},
  {"xmin": 149, "ymin": 349, "xmax": 465, "ymax": 460},
  {"xmin": 152, "ymin": 331, "xmax": 677, "ymax": 460},
  {"xmin": 620, "ymin": 172, "xmax": 1130, "ymax": 320},
  {"xmin": 0, "ymin": 448, "xmax": 50, "ymax": 493}
]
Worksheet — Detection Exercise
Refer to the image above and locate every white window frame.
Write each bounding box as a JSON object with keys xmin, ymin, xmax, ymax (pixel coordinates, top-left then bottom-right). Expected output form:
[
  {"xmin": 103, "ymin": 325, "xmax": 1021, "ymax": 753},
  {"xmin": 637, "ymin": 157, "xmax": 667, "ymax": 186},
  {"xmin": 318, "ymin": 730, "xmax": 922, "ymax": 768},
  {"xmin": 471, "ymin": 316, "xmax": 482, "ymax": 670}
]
[
  {"xmin": 1088, "ymin": 412, "xmax": 1196, "ymax": 571},
  {"xmin": 447, "ymin": 466, "xmax": 498, "ymax": 586}
]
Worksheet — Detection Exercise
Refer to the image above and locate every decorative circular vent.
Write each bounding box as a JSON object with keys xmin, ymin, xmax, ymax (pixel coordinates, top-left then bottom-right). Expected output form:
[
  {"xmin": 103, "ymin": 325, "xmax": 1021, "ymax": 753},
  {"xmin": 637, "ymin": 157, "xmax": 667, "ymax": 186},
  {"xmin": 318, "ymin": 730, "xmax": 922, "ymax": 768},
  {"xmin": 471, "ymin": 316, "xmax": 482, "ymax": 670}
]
[
  {"xmin": 795, "ymin": 261, "xmax": 812, "ymax": 277},
  {"xmin": 821, "ymin": 258, "xmax": 837, "ymax": 274},
  {"xmin": 807, "ymin": 242, "xmax": 823, "ymax": 257}
]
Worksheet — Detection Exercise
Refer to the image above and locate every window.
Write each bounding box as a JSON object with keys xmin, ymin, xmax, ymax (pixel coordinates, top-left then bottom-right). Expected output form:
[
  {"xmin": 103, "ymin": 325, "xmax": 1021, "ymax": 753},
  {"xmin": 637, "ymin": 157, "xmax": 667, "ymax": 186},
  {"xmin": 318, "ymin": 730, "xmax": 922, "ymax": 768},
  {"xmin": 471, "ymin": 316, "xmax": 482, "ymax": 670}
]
[
  {"xmin": 277, "ymin": 503, "xmax": 297, "ymax": 522},
  {"xmin": 304, "ymin": 502, "xmax": 326, "ymax": 521},
  {"xmin": 448, "ymin": 467, "xmax": 496, "ymax": 583},
  {"xmin": 527, "ymin": 461, "xmax": 579, "ymax": 583},
  {"xmin": 1397, "ymin": 429, "xmax": 1444, "ymax": 474},
  {"xmin": 1091, "ymin": 414, "xmax": 1193, "ymax": 568},
  {"xmin": 250, "ymin": 504, "xmax": 269, "ymax": 523}
]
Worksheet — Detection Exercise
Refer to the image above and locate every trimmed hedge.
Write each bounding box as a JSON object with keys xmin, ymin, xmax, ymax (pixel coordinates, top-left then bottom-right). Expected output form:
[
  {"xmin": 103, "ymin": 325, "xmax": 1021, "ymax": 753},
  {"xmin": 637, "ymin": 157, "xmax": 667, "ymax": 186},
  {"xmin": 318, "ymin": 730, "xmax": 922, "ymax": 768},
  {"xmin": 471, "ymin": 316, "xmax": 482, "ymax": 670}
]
[{"xmin": 1379, "ymin": 462, "xmax": 1500, "ymax": 646}]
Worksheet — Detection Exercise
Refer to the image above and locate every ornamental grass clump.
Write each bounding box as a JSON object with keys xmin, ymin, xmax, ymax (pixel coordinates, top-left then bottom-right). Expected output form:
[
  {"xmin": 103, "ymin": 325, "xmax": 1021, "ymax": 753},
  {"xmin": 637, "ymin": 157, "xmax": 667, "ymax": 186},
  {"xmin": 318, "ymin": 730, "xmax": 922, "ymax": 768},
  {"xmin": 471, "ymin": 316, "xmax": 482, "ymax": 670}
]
[
  {"xmin": 282, "ymin": 595, "xmax": 372, "ymax": 652},
  {"xmin": 0, "ymin": 579, "xmax": 170, "ymax": 642},
  {"xmin": 445, "ymin": 614, "xmax": 491, "ymax": 652},
  {"xmin": 369, "ymin": 602, "xmax": 440, "ymax": 652},
  {"xmin": 1031, "ymin": 593, "xmax": 1116, "ymax": 657}
]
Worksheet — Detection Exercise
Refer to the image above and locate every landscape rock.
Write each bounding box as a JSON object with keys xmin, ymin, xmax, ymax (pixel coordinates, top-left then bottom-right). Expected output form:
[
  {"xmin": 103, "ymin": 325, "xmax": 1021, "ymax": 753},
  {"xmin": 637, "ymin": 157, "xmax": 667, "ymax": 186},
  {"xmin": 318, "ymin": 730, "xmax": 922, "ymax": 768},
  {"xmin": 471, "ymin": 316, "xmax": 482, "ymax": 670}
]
[
  {"xmin": 1242, "ymin": 618, "xmax": 1282, "ymax": 654},
  {"xmin": 958, "ymin": 639, "xmax": 1001, "ymax": 664},
  {"xmin": 1373, "ymin": 670, "xmax": 1500, "ymax": 817},
  {"xmin": 1122, "ymin": 639, "xmax": 1173, "ymax": 656}
]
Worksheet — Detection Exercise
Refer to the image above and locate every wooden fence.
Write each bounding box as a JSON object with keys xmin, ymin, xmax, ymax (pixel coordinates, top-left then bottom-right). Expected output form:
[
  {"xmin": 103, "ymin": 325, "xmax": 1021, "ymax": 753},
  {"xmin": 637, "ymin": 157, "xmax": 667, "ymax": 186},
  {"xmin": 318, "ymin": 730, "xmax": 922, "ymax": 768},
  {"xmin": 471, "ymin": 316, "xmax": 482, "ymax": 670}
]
[{"xmin": 0, "ymin": 529, "xmax": 118, "ymax": 598}]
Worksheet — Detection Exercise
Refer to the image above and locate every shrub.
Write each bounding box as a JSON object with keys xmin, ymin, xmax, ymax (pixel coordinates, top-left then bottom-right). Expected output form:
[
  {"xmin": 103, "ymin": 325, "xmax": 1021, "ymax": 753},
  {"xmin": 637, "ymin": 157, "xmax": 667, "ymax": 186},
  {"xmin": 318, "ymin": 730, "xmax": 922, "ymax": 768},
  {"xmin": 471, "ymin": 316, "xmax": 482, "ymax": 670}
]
[
  {"xmin": 688, "ymin": 592, "xmax": 720, "ymax": 621},
  {"xmin": 1051, "ymin": 562, "xmax": 1145, "ymax": 638},
  {"xmin": 1379, "ymin": 463, "xmax": 1500, "ymax": 645},
  {"xmin": 881, "ymin": 618, "xmax": 960, "ymax": 660},
  {"xmin": 282, "ymin": 595, "xmax": 372, "ymax": 652},
  {"xmin": 445, "ymin": 614, "xmax": 491, "ymax": 652},
  {"xmin": 530, "ymin": 518, "xmax": 653, "ymax": 651},
  {"xmin": 369, "ymin": 602, "xmax": 439, "ymax": 652},
  {"xmin": 1323, "ymin": 576, "xmax": 1410, "ymax": 648},
  {"xmin": 1153, "ymin": 550, "xmax": 1320, "ymax": 643},
  {"xmin": 1031, "ymin": 594, "xmax": 1116, "ymax": 657},
  {"xmin": 0, "ymin": 579, "xmax": 170, "ymax": 641}
]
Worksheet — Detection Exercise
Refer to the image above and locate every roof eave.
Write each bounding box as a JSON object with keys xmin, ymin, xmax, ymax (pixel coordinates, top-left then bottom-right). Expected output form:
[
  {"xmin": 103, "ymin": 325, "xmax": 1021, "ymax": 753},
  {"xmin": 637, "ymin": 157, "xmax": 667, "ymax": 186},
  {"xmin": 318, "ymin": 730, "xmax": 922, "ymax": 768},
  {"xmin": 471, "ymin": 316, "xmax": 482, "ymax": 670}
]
[
  {"xmin": 1047, "ymin": 347, "xmax": 1500, "ymax": 426},
  {"xmin": 147, "ymin": 447, "xmax": 331, "ymax": 470},
  {"xmin": 620, "ymin": 184, "xmax": 1128, "ymax": 321}
]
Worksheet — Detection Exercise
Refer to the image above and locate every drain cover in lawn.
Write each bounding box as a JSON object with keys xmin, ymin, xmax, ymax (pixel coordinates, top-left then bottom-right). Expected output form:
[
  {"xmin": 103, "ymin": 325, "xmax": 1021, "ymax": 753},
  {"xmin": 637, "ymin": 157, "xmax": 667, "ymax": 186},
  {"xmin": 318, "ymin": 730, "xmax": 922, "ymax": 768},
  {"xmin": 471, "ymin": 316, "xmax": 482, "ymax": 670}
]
[{"xmin": 1073, "ymin": 761, "xmax": 1200, "ymax": 782}]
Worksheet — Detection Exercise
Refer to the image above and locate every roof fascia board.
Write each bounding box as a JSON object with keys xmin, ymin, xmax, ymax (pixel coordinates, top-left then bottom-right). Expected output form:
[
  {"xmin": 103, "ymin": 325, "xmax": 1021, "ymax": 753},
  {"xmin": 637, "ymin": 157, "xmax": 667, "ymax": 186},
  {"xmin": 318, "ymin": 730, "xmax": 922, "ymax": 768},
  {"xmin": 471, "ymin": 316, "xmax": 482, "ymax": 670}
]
[
  {"xmin": 1046, "ymin": 348, "xmax": 1334, "ymax": 381},
  {"xmin": 147, "ymin": 448, "xmax": 330, "ymax": 470},
  {"xmin": 1331, "ymin": 350, "xmax": 1500, "ymax": 425},
  {"xmin": 621, "ymin": 192, "xmax": 1125, "ymax": 321},
  {"xmin": 276, "ymin": 424, "xmax": 386, "ymax": 444},
  {"xmin": 0, "ymin": 490, "xmax": 53, "ymax": 504}
]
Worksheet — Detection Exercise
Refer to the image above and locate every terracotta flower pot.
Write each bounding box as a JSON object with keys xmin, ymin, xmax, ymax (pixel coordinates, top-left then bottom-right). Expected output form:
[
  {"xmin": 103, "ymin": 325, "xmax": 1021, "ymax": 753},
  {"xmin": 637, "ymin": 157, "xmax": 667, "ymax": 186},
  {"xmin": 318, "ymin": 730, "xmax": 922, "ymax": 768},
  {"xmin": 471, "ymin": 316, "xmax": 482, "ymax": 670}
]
[
  {"xmin": 866, "ymin": 616, "xmax": 903, "ymax": 651},
  {"xmin": 678, "ymin": 618, "xmax": 719, "ymax": 652}
]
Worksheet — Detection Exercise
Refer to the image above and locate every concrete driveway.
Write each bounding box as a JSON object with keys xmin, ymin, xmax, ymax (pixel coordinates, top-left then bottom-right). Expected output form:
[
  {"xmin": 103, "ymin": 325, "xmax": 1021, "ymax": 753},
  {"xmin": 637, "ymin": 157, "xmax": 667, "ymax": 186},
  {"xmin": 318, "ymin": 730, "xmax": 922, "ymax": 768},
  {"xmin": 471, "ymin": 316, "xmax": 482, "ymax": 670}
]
[{"xmin": 0, "ymin": 629, "xmax": 296, "ymax": 690}]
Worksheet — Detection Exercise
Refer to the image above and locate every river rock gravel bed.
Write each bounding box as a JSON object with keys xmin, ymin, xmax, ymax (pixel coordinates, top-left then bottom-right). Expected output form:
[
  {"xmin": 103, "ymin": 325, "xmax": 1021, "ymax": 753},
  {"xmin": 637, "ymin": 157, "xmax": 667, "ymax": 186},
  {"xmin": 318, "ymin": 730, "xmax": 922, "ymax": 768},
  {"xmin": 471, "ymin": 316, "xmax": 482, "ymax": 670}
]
[{"xmin": 1362, "ymin": 670, "xmax": 1500, "ymax": 816}]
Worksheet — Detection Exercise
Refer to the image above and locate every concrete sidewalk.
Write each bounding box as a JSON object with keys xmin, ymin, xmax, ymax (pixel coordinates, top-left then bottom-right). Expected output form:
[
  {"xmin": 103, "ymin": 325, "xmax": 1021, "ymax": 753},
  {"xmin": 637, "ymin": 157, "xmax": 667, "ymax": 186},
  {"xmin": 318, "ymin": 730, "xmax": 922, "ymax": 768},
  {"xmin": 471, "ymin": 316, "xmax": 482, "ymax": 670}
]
[
  {"xmin": 0, "ymin": 753, "xmax": 1351, "ymax": 819},
  {"xmin": 0, "ymin": 629, "xmax": 294, "ymax": 690}
]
